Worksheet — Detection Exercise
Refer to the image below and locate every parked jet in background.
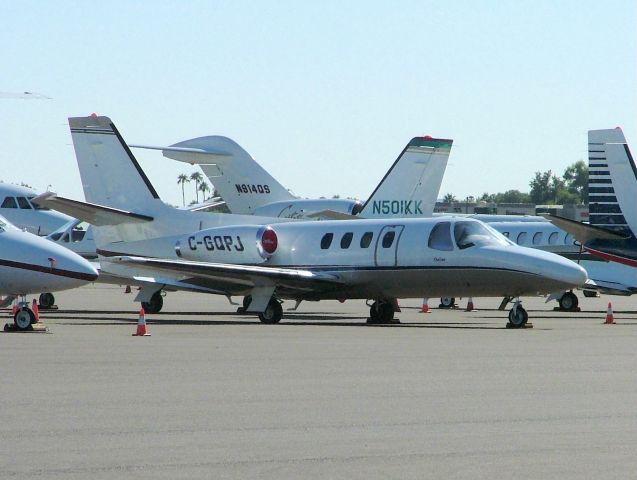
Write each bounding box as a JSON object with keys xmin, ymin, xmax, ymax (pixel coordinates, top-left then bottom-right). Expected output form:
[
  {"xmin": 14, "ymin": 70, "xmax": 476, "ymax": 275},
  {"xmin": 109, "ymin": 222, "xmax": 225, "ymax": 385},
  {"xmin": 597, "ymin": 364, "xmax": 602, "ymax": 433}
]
[
  {"xmin": 35, "ymin": 115, "xmax": 587, "ymax": 326},
  {"xmin": 0, "ymin": 183, "xmax": 72, "ymax": 235},
  {"xmin": 0, "ymin": 214, "xmax": 98, "ymax": 329},
  {"xmin": 130, "ymin": 134, "xmax": 453, "ymax": 219},
  {"xmin": 548, "ymin": 127, "xmax": 637, "ymax": 272}
]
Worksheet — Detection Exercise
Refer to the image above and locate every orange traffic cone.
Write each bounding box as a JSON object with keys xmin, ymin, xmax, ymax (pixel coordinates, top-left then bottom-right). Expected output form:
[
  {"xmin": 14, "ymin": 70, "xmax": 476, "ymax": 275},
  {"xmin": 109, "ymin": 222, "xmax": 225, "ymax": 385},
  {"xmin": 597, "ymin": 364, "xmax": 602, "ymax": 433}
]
[
  {"xmin": 466, "ymin": 298, "xmax": 475, "ymax": 312},
  {"xmin": 132, "ymin": 308, "xmax": 151, "ymax": 336},
  {"xmin": 124, "ymin": 285, "xmax": 132, "ymax": 294},
  {"xmin": 604, "ymin": 302, "xmax": 616, "ymax": 324},
  {"xmin": 11, "ymin": 304, "xmax": 18, "ymax": 317},
  {"xmin": 32, "ymin": 299, "xmax": 40, "ymax": 323},
  {"xmin": 421, "ymin": 298, "xmax": 431, "ymax": 313}
]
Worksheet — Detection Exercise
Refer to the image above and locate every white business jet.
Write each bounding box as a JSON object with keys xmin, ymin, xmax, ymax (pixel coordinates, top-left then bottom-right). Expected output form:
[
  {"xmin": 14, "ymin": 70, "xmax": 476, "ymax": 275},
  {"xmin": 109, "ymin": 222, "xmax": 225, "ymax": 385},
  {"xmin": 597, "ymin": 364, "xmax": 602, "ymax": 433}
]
[
  {"xmin": 130, "ymin": 135, "xmax": 452, "ymax": 220},
  {"xmin": 0, "ymin": 214, "xmax": 98, "ymax": 329},
  {"xmin": 34, "ymin": 115, "xmax": 587, "ymax": 327}
]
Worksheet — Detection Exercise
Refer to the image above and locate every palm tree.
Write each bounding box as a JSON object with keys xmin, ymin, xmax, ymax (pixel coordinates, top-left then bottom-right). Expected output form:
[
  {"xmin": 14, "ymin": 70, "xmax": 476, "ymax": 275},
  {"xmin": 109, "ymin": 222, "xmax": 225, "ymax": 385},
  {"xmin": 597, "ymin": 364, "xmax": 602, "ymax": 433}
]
[
  {"xmin": 443, "ymin": 193, "xmax": 457, "ymax": 204},
  {"xmin": 177, "ymin": 174, "xmax": 190, "ymax": 206},
  {"xmin": 198, "ymin": 181, "xmax": 210, "ymax": 202},
  {"xmin": 190, "ymin": 171, "xmax": 203, "ymax": 203}
]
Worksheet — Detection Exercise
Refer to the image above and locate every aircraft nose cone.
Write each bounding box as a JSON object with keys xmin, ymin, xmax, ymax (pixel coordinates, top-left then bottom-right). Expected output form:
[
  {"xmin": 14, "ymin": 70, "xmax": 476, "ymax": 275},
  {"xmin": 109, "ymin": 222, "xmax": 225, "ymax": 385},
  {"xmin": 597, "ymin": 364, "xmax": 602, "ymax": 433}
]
[{"xmin": 547, "ymin": 258, "xmax": 588, "ymax": 288}]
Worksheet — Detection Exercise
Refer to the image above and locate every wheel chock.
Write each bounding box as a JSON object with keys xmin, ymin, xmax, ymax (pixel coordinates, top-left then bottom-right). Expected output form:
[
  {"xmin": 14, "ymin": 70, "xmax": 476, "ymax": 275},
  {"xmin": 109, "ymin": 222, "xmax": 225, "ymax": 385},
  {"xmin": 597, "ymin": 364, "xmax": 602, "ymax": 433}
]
[{"xmin": 505, "ymin": 322, "xmax": 534, "ymax": 329}]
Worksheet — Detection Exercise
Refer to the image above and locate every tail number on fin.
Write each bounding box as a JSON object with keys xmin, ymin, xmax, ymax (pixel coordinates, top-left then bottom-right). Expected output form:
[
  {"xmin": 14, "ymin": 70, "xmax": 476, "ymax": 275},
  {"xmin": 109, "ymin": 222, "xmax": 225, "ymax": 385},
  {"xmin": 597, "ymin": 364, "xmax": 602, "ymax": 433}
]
[
  {"xmin": 372, "ymin": 200, "xmax": 423, "ymax": 215},
  {"xmin": 236, "ymin": 184, "xmax": 271, "ymax": 194}
]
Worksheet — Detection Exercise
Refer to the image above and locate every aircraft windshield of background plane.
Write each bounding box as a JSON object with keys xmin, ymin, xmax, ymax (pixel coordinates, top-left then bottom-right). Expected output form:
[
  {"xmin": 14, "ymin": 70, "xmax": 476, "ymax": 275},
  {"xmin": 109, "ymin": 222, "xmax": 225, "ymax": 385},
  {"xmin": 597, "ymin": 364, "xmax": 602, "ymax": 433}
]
[
  {"xmin": 0, "ymin": 214, "xmax": 19, "ymax": 232},
  {"xmin": 454, "ymin": 220, "xmax": 512, "ymax": 250}
]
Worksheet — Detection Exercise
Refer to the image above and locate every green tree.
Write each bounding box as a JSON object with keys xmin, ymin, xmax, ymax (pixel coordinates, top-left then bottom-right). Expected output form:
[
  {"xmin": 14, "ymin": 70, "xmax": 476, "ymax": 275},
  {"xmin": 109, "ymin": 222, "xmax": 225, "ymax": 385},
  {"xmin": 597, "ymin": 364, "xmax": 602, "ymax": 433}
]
[
  {"xmin": 198, "ymin": 181, "xmax": 210, "ymax": 201},
  {"xmin": 563, "ymin": 160, "xmax": 588, "ymax": 204},
  {"xmin": 529, "ymin": 170, "xmax": 556, "ymax": 204},
  {"xmin": 177, "ymin": 173, "xmax": 190, "ymax": 207},
  {"xmin": 443, "ymin": 193, "xmax": 457, "ymax": 203},
  {"xmin": 190, "ymin": 171, "xmax": 204, "ymax": 203},
  {"xmin": 494, "ymin": 189, "xmax": 532, "ymax": 203}
]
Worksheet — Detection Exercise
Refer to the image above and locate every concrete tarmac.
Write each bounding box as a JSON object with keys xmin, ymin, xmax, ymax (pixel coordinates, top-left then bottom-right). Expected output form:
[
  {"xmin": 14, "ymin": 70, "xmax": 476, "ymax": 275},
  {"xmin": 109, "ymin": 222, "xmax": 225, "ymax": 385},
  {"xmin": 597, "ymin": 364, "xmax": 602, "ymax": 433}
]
[{"xmin": 2, "ymin": 284, "xmax": 637, "ymax": 479}]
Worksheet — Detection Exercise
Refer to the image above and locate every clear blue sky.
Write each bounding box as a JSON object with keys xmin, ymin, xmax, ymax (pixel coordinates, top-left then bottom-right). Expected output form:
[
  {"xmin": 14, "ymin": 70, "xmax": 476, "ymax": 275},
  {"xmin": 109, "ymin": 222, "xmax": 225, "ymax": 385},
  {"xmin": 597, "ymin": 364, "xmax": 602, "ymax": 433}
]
[{"xmin": 1, "ymin": 1, "xmax": 635, "ymax": 206}]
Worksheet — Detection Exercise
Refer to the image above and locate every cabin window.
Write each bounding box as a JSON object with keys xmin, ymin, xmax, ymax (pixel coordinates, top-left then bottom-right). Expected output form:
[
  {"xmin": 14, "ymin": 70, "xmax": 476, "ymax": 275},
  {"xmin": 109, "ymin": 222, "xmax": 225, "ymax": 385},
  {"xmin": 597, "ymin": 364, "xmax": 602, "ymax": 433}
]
[
  {"xmin": 501, "ymin": 232, "xmax": 510, "ymax": 238},
  {"xmin": 382, "ymin": 231, "xmax": 395, "ymax": 248},
  {"xmin": 340, "ymin": 232, "xmax": 353, "ymax": 249},
  {"xmin": 516, "ymin": 232, "xmax": 527, "ymax": 245},
  {"xmin": 1, "ymin": 197, "xmax": 17, "ymax": 208},
  {"xmin": 17, "ymin": 197, "xmax": 32, "ymax": 209},
  {"xmin": 532, "ymin": 232, "xmax": 543, "ymax": 245},
  {"xmin": 428, "ymin": 222, "xmax": 453, "ymax": 251},
  {"xmin": 564, "ymin": 233, "xmax": 574, "ymax": 245},
  {"xmin": 548, "ymin": 232, "xmax": 558, "ymax": 245},
  {"xmin": 320, "ymin": 233, "xmax": 333, "ymax": 249},
  {"xmin": 360, "ymin": 231, "xmax": 373, "ymax": 248}
]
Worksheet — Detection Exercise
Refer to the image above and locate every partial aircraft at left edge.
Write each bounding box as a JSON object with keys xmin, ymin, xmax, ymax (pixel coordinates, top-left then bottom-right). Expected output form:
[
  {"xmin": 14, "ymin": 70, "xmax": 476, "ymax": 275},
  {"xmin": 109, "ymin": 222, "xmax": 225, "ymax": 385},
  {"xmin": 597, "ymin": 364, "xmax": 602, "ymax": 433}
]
[{"xmin": 0, "ymin": 215, "xmax": 98, "ymax": 330}]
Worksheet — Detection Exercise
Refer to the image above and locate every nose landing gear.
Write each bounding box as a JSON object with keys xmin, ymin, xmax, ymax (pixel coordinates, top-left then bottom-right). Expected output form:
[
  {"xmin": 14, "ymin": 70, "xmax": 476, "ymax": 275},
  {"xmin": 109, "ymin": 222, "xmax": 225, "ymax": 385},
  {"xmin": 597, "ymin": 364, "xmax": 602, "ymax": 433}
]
[{"xmin": 507, "ymin": 299, "xmax": 531, "ymax": 329}]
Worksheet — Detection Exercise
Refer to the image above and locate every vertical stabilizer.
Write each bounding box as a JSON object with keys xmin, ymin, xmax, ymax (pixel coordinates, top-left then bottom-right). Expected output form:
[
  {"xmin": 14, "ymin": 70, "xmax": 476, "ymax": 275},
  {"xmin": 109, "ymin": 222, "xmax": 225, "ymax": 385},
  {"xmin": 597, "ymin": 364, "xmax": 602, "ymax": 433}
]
[
  {"xmin": 588, "ymin": 128, "xmax": 637, "ymax": 236},
  {"xmin": 359, "ymin": 137, "xmax": 452, "ymax": 218},
  {"xmin": 69, "ymin": 116, "xmax": 171, "ymax": 216},
  {"xmin": 161, "ymin": 136, "xmax": 294, "ymax": 214}
]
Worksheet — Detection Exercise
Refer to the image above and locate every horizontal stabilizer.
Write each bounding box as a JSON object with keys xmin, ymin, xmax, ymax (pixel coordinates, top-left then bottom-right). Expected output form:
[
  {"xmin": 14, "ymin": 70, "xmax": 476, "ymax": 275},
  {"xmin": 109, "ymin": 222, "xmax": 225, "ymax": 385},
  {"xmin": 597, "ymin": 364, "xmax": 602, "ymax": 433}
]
[
  {"xmin": 129, "ymin": 144, "xmax": 232, "ymax": 164},
  {"xmin": 542, "ymin": 214, "xmax": 629, "ymax": 243},
  {"xmin": 31, "ymin": 192, "xmax": 154, "ymax": 226}
]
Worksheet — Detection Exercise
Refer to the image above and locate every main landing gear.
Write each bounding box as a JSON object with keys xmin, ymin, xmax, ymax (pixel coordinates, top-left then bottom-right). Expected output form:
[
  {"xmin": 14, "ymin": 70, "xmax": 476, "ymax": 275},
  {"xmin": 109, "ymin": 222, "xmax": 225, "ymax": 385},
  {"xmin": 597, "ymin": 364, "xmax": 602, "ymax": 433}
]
[
  {"xmin": 507, "ymin": 299, "xmax": 529, "ymax": 328},
  {"xmin": 439, "ymin": 297, "xmax": 456, "ymax": 309},
  {"xmin": 38, "ymin": 292, "xmax": 55, "ymax": 309},
  {"xmin": 141, "ymin": 291, "xmax": 164, "ymax": 314},
  {"xmin": 258, "ymin": 297, "xmax": 283, "ymax": 324},
  {"xmin": 557, "ymin": 291, "xmax": 579, "ymax": 312},
  {"xmin": 367, "ymin": 299, "xmax": 398, "ymax": 324}
]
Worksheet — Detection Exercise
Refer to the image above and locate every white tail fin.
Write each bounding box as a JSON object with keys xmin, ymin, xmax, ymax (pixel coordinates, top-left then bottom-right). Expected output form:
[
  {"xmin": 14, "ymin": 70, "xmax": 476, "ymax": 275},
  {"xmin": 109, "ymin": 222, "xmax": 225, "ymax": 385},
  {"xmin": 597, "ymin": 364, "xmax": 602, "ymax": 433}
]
[
  {"xmin": 359, "ymin": 136, "xmax": 452, "ymax": 218},
  {"xmin": 69, "ymin": 116, "xmax": 172, "ymax": 217},
  {"xmin": 155, "ymin": 136, "xmax": 294, "ymax": 214},
  {"xmin": 588, "ymin": 128, "xmax": 637, "ymax": 236}
]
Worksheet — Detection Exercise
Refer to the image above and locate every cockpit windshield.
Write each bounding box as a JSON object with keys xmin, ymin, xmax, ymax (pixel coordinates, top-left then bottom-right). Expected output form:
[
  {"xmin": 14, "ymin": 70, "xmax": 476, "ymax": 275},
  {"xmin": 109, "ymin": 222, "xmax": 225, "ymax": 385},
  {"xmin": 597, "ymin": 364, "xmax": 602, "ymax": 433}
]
[{"xmin": 453, "ymin": 220, "xmax": 512, "ymax": 249}]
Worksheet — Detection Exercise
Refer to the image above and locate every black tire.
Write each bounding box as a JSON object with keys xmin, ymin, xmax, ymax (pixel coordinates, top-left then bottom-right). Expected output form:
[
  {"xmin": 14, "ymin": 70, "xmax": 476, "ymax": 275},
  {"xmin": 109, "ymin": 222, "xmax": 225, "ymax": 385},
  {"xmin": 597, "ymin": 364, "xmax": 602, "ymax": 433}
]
[
  {"xmin": 141, "ymin": 291, "xmax": 163, "ymax": 314},
  {"xmin": 559, "ymin": 291, "xmax": 579, "ymax": 311},
  {"xmin": 258, "ymin": 298, "xmax": 283, "ymax": 324},
  {"xmin": 39, "ymin": 292, "xmax": 55, "ymax": 309},
  {"xmin": 369, "ymin": 300, "xmax": 395, "ymax": 323},
  {"xmin": 508, "ymin": 306, "xmax": 528, "ymax": 328},
  {"xmin": 242, "ymin": 295, "xmax": 252, "ymax": 310},
  {"xmin": 440, "ymin": 297, "xmax": 455, "ymax": 309},
  {"xmin": 14, "ymin": 308, "xmax": 35, "ymax": 331}
]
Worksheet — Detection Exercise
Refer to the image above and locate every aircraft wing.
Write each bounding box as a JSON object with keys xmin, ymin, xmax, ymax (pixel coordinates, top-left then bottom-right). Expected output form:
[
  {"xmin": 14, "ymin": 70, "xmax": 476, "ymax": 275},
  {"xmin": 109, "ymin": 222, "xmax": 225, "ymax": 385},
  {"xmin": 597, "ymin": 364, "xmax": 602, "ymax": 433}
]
[
  {"xmin": 104, "ymin": 256, "xmax": 344, "ymax": 294},
  {"xmin": 584, "ymin": 278, "xmax": 634, "ymax": 296},
  {"xmin": 31, "ymin": 192, "xmax": 153, "ymax": 226},
  {"xmin": 542, "ymin": 214, "xmax": 629, "ymax": 243}
]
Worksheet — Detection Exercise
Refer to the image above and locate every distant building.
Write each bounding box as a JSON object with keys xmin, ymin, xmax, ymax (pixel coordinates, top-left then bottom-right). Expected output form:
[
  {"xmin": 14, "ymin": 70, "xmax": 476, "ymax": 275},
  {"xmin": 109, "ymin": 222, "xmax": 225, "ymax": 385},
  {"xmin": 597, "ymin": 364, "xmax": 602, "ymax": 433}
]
[{"xmin": 435, "ymin": 201, "xmax": 588, "ymax": 221}]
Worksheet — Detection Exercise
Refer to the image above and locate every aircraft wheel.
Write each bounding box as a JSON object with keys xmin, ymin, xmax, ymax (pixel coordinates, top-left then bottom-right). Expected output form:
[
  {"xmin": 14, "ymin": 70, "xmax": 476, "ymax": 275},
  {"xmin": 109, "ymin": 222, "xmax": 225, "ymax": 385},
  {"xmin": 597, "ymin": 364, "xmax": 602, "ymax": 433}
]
[
  {"xmin": 258, "ymin": 298, "xmax": 283, "ymax": 324},
  {"xmin": 439, "ymin": 297, "xmax": 455, "ymax": 309},
  {"xmin": 141, "ymin": 291, "xmax": 163, "ymax": 314},
  {"xmin": 559, "ymin": 291, "xmax": 579, "ymax": 311},
  {"xmin": 14, "ymin": 308, "xmax": 35, "ymax": 331},
  {"xmin": 369, "ymin": 300, "xmax": 395, "ymax": 323},
  {"xmin": 508, "ymin": 305, "xmax": 528, "ymax": 328},
  {"xmin": 39, "ymin": 292, "xmax": 55, "ymax": 309}
]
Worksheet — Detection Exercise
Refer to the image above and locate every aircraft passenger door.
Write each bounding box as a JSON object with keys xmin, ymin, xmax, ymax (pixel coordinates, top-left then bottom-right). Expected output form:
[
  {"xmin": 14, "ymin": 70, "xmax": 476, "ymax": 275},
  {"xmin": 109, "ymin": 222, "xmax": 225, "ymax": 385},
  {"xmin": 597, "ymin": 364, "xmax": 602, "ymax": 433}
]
[{"xmin": 374, "ymin": 225, "xmax": 405, "ymax": 267}]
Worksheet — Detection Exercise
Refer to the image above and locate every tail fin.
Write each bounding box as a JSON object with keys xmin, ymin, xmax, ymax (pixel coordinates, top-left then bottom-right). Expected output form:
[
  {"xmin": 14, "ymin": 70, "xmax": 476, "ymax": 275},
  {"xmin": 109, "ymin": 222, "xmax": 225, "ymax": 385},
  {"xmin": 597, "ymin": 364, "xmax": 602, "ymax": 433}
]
[
  {"xmin": 588, "ymin": 128, "xmax": 637, "ymax": 236},
  {"xmin": 69, "ymin": 116, "xmax": 170, "ymax": 216},
  {"xmin": 133, "ymin": 136, "xmax": 294, "ymax": 214},
  {"xmin": 359, "ymin": 136, "xmax": 452, "ymax": 218}
]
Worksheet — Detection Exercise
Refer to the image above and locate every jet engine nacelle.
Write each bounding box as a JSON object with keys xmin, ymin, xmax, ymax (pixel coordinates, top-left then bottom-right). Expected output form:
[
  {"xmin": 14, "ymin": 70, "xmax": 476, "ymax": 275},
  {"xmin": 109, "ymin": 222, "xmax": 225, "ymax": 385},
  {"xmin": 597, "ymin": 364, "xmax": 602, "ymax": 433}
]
[{"xmin": 175, "ymin": 225, "xmax": 278, "ymax": 263}]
